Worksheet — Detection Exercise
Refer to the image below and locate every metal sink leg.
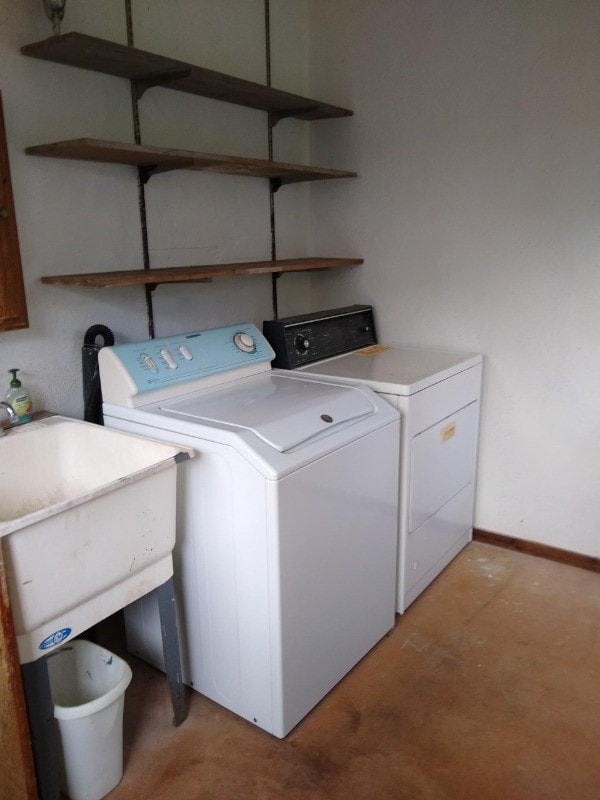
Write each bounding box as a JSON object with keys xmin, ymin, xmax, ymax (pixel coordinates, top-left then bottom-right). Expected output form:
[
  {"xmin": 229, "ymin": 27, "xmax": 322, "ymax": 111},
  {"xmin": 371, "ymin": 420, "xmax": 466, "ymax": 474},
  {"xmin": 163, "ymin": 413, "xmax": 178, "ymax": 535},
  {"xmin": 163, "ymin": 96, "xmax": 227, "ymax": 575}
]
[
  {"xmin": 157, "ymin": 576, "xmax": 188, "ymax": 726},
  {"xmin": 21, "ymin": 656, "xmax": 60, "ymax": 800}
]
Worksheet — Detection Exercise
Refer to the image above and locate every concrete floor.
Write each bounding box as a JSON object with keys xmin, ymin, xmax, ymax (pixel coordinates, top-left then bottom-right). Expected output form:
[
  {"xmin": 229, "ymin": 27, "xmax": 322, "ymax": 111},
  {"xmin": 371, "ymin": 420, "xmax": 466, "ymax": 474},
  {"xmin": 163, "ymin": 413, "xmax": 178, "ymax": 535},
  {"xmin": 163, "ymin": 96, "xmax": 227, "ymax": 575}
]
[{"xmin": 100, "ymin": 541, "xmax": 600, "ymax": 800}]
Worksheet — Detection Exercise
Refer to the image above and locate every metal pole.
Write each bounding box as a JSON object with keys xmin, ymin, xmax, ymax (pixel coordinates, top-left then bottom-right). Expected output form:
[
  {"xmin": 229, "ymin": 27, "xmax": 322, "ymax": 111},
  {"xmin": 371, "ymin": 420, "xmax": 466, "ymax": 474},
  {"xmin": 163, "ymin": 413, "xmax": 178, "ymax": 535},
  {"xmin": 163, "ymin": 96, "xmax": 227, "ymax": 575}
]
[
  {"xmin": 125, "ymin": 0, "xmax": 155, "ymax": 339},
  {"xmin": 265, "ymin": 0, "xmax": 279, "ymax": 319}
]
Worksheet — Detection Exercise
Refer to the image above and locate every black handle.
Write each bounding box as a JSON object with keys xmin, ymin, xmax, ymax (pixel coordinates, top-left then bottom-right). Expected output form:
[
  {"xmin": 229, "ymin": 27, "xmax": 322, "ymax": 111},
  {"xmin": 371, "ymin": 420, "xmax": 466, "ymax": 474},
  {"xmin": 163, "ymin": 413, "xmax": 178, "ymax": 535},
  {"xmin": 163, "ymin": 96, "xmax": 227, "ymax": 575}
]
[
  {"xmin": 83, "ymin": 324, "xmax": 114, "ymax": 348},
  {"xmin": 82, "ymin": 324, "xmax": 115, "ymax": 424}
]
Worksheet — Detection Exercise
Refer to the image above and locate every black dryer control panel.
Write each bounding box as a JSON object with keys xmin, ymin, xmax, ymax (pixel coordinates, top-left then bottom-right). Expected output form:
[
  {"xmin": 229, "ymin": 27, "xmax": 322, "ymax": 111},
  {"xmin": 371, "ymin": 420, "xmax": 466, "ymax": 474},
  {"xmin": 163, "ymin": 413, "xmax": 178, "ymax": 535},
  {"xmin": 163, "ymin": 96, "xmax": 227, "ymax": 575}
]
[{"xmin": 263, "ymin": 304, "xmax": 377, "ymax": 369}]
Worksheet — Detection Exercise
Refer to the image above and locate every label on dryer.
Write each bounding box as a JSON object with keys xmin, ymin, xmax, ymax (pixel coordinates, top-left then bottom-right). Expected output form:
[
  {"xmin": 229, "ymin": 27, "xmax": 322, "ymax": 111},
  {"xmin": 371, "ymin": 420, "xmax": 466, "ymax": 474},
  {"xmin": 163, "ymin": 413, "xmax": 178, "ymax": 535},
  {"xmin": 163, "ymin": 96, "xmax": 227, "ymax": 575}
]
[{"xmin": 440, "ymin": 422, "xmax": 457, "ymax": 443}]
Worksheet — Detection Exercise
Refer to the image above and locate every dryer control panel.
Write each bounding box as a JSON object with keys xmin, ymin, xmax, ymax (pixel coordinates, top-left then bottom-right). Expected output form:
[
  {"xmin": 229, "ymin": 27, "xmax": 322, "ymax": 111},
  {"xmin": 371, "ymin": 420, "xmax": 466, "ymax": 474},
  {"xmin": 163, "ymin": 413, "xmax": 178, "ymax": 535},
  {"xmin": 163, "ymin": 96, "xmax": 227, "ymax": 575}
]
[
  {"xmin": 99, "ymin": 323, "xmax": 275, "ymax": 406},
  {"xmin": 263, "ymin": 305, "xmax": 377, "ymax": 369}
]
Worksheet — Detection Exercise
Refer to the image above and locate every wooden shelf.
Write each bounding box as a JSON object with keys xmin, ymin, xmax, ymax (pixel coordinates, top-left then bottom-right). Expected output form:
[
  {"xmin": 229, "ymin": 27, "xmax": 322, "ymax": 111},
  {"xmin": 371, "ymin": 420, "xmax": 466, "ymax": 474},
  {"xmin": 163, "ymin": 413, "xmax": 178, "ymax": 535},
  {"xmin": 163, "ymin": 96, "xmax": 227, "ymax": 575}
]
[
  {"xmin": 26, "ymin": 36, "xmax": 358, "ymax": 297},
  {"xmin": 26, "ymin": 138, "xmax": 356, "ymax": 185},
  {"xmin": 21, "ymin": 32, "xmax": 353, "ymax": 122},
  {"xmin": 41, "ymin": 257, "xmax": 363, "ymax": 288}
]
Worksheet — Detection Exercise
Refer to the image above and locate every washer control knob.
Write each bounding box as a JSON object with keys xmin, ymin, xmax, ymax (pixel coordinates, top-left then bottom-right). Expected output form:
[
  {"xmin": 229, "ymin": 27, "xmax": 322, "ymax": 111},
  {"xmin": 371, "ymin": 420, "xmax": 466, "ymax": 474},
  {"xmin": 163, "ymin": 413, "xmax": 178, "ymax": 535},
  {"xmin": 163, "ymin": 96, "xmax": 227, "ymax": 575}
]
[
  {"xmin": 142, "ymin": 354, "xmax": 158, "ymax": 373},
  {"xmin": 294, "ymin": 334, "xmax": 310, "ymax": 354},
  {"xmin": 233, "ymin": 332, "xmax": 256, "ymax": 353},
  {"xmin": 160, "ymin": 347, "xmax": 178, "ymax": 369}
]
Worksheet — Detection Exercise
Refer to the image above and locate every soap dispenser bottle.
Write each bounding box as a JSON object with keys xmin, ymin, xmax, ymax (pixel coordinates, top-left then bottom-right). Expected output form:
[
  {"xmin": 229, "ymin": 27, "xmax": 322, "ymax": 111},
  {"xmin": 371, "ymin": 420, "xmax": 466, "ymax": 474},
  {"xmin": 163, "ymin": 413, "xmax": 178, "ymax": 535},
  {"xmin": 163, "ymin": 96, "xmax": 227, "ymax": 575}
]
[{"xmin": 6, "ymin": 368, "xmax": 32, "ymax": 423}]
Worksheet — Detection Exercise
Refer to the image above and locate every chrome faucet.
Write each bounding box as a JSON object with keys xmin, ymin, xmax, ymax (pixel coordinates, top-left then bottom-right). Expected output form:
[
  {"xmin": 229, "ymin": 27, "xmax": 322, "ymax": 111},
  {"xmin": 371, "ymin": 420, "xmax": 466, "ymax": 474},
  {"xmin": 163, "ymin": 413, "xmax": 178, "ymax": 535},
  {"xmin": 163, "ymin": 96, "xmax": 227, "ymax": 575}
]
[{"xmin": 0, "ymin": 402, "xmax": 18, "ymax": 436}]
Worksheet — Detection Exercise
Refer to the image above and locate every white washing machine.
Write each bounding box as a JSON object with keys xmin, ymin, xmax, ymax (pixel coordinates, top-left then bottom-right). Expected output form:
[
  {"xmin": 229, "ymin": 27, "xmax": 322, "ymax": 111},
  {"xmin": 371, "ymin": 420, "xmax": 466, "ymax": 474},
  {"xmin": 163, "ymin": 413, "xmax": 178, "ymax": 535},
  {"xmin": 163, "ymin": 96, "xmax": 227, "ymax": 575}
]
[
  {"xmin": 263, "ymin": 306, "xmax": 483, "ymax": 613},
  {"xmin": 98, "ymin": 322, "xmax": 400, "ymax": 738}
]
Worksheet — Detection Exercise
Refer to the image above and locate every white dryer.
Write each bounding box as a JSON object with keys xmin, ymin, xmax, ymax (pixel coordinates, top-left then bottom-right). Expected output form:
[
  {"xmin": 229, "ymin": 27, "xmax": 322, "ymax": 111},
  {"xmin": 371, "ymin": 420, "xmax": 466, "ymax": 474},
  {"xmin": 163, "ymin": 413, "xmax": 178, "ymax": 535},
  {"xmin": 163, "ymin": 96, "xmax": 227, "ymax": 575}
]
[
  {"xmin": 264, "ymin": 306, "xmax": 483, "ymax": 613},
  {"xmin": 98, "ymin": 322, "xmax": 400, "ymax": 738}
]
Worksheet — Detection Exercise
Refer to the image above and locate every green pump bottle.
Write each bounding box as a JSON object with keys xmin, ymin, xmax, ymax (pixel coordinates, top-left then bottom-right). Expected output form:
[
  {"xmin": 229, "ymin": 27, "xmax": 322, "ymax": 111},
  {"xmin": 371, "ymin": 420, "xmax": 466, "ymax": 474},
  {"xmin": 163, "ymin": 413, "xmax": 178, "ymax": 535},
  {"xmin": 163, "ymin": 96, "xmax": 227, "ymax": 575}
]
[{"xmin": 6, "ymin": 368, "xmax": 32, "ymax": 423}]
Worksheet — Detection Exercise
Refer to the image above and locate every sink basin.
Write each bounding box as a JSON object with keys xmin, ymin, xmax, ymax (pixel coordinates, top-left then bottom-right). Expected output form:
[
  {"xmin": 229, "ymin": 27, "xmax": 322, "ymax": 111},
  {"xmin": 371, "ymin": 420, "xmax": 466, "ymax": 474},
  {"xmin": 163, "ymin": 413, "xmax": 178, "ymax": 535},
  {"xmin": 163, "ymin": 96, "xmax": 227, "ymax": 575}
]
[{"xmin": 0, "ymin": 416, "xmax": 192, "ymax": 663}]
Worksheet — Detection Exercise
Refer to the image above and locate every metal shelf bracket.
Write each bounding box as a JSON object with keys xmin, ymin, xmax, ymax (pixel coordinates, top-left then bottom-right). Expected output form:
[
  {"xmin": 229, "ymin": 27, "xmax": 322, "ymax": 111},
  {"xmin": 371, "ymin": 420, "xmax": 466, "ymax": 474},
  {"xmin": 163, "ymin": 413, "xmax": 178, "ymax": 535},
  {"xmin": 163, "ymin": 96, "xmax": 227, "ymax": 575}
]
[{"xmin": 134, "ymin": 68, "xmax": 193, "ymax": 100}]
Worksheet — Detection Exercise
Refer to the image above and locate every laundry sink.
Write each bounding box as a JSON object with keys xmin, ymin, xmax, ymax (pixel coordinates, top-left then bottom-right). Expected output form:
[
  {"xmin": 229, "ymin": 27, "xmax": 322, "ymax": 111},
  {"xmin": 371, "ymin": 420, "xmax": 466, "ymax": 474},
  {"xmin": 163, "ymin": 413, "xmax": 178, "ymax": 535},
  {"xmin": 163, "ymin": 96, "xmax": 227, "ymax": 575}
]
[{"xmin": 0, "ymin": 415, "xmax": 192, "ymax": 664}]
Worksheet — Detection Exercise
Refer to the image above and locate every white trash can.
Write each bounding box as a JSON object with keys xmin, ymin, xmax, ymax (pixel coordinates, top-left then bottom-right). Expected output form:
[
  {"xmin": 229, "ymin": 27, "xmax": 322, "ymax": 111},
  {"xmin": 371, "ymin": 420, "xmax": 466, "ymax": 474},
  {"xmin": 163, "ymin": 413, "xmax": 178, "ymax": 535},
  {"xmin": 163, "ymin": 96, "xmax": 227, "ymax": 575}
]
[{"xmin": 47, "ymin": 640, "xmax": 133, "ymax": 800}]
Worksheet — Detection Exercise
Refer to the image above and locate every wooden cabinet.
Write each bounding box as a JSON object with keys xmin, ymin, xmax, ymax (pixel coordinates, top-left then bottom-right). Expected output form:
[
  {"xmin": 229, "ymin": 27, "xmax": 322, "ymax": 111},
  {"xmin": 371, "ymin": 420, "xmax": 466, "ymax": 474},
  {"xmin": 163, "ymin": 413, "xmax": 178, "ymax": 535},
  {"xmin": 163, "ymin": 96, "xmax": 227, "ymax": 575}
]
[{"xmin": 0, "ymin": 93, "xmax": 28, "ymax": 332}]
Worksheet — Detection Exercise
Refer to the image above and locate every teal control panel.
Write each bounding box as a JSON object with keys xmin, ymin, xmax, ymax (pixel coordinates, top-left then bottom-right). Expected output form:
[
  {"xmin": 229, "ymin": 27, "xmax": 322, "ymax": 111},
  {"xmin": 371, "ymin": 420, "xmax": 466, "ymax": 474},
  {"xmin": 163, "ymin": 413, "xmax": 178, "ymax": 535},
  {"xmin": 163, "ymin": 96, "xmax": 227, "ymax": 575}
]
[{"xmin": 108, "ymin": 323, "xmax": 275, "ymax": 393}]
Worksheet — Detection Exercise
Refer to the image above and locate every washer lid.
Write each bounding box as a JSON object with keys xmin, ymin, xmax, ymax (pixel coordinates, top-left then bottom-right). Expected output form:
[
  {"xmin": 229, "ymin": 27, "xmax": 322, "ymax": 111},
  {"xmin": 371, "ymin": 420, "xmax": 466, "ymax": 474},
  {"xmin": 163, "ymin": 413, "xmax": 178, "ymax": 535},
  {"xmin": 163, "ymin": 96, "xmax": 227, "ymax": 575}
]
[{"xmin": 159, "ymin": 373, "xmax": 375, "ymax": 452}]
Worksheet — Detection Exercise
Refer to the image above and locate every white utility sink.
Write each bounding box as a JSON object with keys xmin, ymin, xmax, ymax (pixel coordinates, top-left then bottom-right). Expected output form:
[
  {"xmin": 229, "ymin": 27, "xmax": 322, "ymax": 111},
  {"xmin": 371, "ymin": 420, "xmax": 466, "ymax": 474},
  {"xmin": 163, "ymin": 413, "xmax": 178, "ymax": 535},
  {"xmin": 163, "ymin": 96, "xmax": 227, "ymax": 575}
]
[{"xmin": 0, "ymin": 415, "xmax": 192, "ymax": 664}]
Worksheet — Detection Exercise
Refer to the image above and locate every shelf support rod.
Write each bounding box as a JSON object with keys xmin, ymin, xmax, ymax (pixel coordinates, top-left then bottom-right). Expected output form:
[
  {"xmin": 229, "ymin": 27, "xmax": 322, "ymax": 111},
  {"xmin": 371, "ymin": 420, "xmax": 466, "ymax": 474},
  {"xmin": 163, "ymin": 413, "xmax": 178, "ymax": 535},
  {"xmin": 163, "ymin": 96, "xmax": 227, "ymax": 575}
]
[
  {"xmin": 265, "ymin": 0, "xmax": 279, "ymax": 319},
  {"xmin": 126, "ymin": 0, "xmax": 155, "ymax": 338}
]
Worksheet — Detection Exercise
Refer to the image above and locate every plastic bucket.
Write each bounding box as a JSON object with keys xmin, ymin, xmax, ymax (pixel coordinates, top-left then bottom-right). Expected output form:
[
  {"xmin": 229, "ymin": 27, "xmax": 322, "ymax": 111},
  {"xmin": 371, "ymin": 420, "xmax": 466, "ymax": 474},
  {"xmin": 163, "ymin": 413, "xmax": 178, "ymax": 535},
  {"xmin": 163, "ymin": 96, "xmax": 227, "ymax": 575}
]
[{"xmin": 47, "ymin": 640, "xmax": 133, "ymax": 800}]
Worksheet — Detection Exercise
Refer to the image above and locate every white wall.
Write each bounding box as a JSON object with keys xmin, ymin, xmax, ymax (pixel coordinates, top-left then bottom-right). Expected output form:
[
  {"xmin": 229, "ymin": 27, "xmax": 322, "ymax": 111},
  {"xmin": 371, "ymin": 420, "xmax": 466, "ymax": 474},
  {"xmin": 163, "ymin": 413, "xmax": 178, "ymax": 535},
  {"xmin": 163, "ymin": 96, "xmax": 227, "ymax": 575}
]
[
  {"xmin": 307, "ymin": 0, "xmax": 600, "ymax": 556},
  {"xmin": 4, "ymin": 0, "xmax": 597, "ymax": 557},
  {"xmin": 0, "ymin": 0, "xmax": 311, "ymax": 416}
]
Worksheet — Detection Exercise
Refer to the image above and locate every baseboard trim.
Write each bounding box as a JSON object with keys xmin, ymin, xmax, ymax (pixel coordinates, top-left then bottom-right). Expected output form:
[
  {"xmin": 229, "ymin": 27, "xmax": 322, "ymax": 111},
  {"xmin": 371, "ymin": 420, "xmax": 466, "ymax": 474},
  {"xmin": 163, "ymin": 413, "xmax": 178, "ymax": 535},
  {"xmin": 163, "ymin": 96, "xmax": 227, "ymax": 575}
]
[{"xmin": 472, "ymin": 529, "xmax": 600, "ymax": 574}]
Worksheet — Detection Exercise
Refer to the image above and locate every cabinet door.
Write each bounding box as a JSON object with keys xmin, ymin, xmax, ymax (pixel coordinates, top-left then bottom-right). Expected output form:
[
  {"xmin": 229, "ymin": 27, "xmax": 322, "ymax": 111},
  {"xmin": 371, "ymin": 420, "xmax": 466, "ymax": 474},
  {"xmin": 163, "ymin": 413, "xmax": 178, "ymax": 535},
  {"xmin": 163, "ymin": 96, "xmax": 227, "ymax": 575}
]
[{"xmin": 0, "ymin": 91, "xmax": 28, "ymax": 332}]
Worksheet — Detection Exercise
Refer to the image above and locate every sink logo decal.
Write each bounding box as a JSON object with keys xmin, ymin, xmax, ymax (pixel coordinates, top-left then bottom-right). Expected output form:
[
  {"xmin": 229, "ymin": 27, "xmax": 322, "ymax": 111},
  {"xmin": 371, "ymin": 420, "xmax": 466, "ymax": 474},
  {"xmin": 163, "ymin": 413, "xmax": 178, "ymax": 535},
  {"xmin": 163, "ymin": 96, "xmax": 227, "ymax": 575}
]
[{"xmin": 39, "ymin": 627, "xmax": 72, "ymax": 651}]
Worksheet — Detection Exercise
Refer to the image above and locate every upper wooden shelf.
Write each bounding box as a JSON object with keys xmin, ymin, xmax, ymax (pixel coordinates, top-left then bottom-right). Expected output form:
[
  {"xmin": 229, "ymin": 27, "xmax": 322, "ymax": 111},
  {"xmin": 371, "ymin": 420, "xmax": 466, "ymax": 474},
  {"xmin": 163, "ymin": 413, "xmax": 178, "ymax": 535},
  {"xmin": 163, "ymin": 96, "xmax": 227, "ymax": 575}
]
[
  {"xmin": 41, "ymin": 257, "xmax": 363, "ymax": 288},
  {"xmin": 21, "ymin": 32, "xmax": 353, "ymax": 122},
  {"xmin": 26, "ymin": 138, "xmax": 356, "ymax": 185}
]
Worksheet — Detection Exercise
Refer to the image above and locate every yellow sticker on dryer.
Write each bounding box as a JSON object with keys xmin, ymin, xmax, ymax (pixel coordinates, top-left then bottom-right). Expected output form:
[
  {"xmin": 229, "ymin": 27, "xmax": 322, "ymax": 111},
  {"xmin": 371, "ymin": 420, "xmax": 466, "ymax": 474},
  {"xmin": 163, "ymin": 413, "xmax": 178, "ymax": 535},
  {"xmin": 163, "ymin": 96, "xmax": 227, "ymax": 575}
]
[
  {"xmin": 440, "ymin": 422, "xmax": 456, "ymax": 443},
  {"xmin": 355, "ymin": 345, "xmax": 393, "ymax": 356}
]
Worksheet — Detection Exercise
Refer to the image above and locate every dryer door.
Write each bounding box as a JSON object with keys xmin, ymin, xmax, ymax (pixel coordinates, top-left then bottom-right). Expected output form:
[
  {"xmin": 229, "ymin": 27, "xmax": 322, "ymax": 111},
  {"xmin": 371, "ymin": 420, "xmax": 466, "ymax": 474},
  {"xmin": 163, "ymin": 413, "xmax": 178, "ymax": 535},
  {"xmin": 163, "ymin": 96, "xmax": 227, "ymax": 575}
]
[{"xmin": 408, "ymin": 401, "xmax": 479, "ymax": 532}]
